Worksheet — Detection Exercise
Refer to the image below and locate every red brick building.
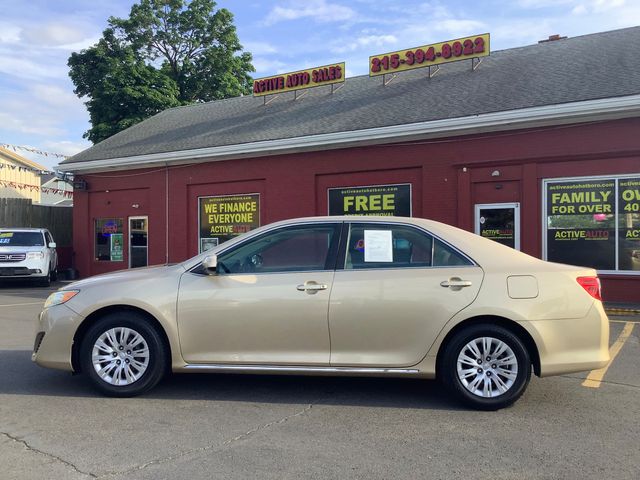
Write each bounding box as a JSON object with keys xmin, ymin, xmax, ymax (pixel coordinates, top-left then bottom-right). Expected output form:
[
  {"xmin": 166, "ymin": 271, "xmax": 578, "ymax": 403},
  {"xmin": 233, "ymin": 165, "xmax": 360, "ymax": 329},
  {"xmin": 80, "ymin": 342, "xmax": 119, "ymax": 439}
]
[{"xmin": 60, "ymin": 27, "xmax": 640, "ymax": 302}]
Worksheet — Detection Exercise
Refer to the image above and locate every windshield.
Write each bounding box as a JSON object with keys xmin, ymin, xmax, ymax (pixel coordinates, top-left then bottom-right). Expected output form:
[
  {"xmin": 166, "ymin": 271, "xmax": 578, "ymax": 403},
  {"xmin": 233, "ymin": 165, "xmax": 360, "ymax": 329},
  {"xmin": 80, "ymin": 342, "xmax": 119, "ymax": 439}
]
[{"xmin": 0, "ymin": 232, "xmax": 45, "ymax": 247}]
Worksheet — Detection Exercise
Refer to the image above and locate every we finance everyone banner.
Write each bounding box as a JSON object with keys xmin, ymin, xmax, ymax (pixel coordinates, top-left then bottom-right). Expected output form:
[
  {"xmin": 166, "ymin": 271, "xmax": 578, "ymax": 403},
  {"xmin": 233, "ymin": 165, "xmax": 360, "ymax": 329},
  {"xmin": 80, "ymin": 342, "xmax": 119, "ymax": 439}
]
[{"xmin": 199, "ymin": 194, "xmax": 260, "ymax": 252}]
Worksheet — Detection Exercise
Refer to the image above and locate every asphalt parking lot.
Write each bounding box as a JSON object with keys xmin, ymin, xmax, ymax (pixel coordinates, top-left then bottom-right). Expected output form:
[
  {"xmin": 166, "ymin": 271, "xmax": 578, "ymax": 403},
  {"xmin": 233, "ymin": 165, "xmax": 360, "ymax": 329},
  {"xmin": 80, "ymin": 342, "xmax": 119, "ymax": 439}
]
[{"xmin": 0, "ymin": 281, "xmax": 638, "ymax": 480}]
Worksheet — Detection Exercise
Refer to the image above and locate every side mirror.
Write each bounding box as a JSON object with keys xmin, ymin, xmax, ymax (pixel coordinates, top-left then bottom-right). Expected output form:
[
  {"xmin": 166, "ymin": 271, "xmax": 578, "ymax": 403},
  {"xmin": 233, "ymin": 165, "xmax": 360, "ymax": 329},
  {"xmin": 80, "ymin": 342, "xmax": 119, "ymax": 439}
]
[
  {"xmin": 202, "ymin": 254, "xmax": 218, "ymax": 275},
  {"xmin": 48, "ymin": 242, "xmax": 56, "ymax": 248}
]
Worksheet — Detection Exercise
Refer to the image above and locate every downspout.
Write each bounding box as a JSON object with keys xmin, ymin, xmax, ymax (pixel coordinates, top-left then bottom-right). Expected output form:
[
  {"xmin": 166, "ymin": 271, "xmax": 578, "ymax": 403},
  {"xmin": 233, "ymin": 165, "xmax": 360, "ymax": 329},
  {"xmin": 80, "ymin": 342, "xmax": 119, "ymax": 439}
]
[{"xmin": 165, "ymin": 163, "xmax": 169, "ymax": 264}]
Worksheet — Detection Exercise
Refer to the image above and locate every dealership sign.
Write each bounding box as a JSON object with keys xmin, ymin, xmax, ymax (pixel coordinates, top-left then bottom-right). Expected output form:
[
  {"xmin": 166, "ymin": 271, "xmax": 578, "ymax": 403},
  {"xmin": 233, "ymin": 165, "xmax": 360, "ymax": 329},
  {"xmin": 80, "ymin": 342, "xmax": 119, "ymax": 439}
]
[
  {"xmin": 369, "ymin": 33, "xmax": 490, "ymax": 76},
  {"xmin": 253, "ymin": 63, "xmax": 345, "ymax": 96},
  {"xmin": 199, "ymin": 194, "xmax": 260, "ymax": 252},
  {"xmin": 328, "ymin": 184, "xmax": 412, "ymax": 217}
]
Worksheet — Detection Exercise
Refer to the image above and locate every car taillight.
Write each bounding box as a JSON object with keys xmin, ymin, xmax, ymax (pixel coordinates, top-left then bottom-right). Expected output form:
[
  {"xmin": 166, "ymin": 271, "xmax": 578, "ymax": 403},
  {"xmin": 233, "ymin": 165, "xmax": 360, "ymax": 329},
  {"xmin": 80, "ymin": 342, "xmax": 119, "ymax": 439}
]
[{"xmin": 577, "ymin": 276, "xmax": 602, "ymax": 301}]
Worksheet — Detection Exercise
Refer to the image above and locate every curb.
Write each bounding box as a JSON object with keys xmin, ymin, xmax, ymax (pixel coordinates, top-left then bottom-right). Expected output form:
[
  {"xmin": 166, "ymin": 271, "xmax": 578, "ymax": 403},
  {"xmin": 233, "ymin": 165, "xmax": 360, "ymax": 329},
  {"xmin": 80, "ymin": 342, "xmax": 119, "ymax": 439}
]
[{"xmin": 605, "ymin": 308, "xmax": 640, "ymax": 316}]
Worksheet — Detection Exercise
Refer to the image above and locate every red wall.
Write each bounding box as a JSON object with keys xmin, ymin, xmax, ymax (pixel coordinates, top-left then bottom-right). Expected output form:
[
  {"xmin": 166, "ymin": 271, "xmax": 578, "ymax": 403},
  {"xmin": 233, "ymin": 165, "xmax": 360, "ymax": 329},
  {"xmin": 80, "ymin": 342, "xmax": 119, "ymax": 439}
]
[{"xmin": 72, "ymin": 117, "xmax": 640, "ymax": 302}]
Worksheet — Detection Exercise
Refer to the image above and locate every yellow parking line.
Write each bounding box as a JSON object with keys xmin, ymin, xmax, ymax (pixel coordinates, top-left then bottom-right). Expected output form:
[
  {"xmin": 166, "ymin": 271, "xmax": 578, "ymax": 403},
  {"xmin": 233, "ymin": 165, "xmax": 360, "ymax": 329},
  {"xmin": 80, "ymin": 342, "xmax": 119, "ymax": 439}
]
[
  {"xmin": 610, "ymin": 319, "xmax": 640, "ymax": 324},
  {"xmin": 582, "ymin": 322, "xmax": 635, "ymax": 388},
  {"xmin": 0, "ymin": 301, "xmax": 44, "ymax": 307}
]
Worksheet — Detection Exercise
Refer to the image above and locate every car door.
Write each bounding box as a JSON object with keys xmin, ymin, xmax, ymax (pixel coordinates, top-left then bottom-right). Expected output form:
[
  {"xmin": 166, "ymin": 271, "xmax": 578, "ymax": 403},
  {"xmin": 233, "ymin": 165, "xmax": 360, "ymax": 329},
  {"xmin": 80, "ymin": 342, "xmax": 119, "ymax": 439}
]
[
  {"xmin": 328, "ymin": 222, "xmax": 484, "ymax": 367},
  {"xmin": 177, "ymin": 222, "xmax": 342, "ymax": 365}
]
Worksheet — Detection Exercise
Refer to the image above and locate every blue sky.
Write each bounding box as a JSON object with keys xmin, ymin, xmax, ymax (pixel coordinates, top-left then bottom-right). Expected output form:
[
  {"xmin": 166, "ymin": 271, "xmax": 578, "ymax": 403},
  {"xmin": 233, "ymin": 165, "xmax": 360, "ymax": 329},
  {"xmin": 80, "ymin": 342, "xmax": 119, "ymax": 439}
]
[{"xmin": 0, "ymin": 0, "xmax": 638, "ymax": 170}]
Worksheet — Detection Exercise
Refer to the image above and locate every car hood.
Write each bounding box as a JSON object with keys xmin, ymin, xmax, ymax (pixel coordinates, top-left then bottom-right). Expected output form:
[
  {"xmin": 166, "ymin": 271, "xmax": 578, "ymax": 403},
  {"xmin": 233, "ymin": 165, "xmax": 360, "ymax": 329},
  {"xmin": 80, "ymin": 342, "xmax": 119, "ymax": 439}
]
[{"xmin": 63, "ymin": 264, "xmax": 186, "ymax": 290}]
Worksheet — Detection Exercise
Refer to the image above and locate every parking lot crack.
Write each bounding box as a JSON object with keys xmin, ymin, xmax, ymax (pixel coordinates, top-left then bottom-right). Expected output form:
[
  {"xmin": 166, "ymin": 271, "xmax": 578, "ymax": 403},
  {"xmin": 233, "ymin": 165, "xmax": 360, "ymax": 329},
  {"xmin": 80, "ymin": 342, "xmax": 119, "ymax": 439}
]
[
  {"xmin": 221, "ymin": 401, "xmax": 314, "ymax": 447},
  {"xmin": 96, "ymin": 400, "xmax": 318, "ymax": 479},
  {"xmin": 1, "ymin": 431, "xmax": 97, "ymax": 479}
]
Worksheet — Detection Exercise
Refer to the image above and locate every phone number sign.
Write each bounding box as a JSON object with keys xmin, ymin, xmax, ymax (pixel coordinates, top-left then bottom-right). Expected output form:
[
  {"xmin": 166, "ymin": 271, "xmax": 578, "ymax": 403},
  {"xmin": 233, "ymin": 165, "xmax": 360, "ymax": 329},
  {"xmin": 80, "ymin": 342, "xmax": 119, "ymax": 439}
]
[{"xmin": 369, "ymin": 33, "xmax": 490, "ymax": 76}]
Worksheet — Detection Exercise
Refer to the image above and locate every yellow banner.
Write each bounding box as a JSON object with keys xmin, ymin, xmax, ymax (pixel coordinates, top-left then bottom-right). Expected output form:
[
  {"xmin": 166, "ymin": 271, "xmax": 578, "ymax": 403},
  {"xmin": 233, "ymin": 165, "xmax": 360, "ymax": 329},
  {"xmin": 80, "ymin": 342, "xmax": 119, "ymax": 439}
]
[
  {"xmin": 369, "ymin": 33, "xmax": 490, "ymax": 77},
  {"xmin": 253, "ymin": 62, "xmax": 345, "ymax": 97}
]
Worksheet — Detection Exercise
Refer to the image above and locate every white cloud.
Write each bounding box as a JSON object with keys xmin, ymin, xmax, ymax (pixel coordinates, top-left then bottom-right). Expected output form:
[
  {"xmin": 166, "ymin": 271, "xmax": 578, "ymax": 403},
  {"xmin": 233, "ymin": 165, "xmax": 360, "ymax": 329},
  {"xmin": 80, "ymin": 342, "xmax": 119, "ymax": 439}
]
[
  {"xmin": 331, "ymin": 34, "xmax": 398, "ymax": 53},
  {"xmin": 21, "ymin": 22, "xmax": 92, "ymax": 47},
  {"xmin": 0, "ymin": 23, "xmax": 21, "ymax": 43},
  {"xmin": 243, "ymin": 41, "xmax": 278, "ymax": 55},
  {"xmin": 252, "ymin": 57, "xmax": 288, "ymax": 75},
  {"xmin": 30, "ymin": 84, "xmax": 83, "ymax": 109},
  {"xmin": 0, "ymin": 111, "xmax": 65, "ymax": 138},
  {"xmin": 53, "ymin": 36, "xmax": 101, "ymax": 52},
  {"xmin": 0, "ymin": 52, "xmax": 66, "ymax": 80},
  {"xmin": 44, "ymin": 140, "xmax": 90, "ymax": 157},
  {"xmin": 264, "ymin": 0, "xmax": 355, "ymax": 25}
]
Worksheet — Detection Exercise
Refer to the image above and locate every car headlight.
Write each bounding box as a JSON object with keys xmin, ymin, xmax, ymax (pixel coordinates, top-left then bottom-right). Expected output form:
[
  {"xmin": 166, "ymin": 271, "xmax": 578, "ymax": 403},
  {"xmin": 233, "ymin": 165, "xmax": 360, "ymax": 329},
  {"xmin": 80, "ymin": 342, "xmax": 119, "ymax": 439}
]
[
  {"xmin": 44, "ymin": 290, "xmax": 80, "ymax": 309},
  {"xmin": 27, "ymin": 252, "xmax": 45, "ymax": 259}
]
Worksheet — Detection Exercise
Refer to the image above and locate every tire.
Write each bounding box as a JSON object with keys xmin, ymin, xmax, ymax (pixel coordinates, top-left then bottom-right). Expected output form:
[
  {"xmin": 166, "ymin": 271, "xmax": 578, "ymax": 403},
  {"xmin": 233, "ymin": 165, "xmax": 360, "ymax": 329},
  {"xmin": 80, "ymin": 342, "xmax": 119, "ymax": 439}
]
[
  {"xmin": 36, "ymin": 268, "xmax": 51, "ymax": 287},
  {"xmin": 50, "ymin": 268, "xmax": 58, "ymax": 282},
  {"xmin": 439, "ymin": 323, "xmax": 531, "ymax": 410},
  {"xmin": 80, "ymin": 311, "xmax": 168, "ymax": 397}
]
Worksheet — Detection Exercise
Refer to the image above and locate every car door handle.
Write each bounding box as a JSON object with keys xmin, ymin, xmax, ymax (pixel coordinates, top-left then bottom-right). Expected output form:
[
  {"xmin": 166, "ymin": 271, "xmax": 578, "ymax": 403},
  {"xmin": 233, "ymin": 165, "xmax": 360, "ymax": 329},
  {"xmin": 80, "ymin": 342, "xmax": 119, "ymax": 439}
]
[
  {"xmin": 296, "ymin": 282, "xmax": 328, "ymax": 293},
  {"xmin": 440, "ymin": 278, "xmax": 473, "ymax": 289}
]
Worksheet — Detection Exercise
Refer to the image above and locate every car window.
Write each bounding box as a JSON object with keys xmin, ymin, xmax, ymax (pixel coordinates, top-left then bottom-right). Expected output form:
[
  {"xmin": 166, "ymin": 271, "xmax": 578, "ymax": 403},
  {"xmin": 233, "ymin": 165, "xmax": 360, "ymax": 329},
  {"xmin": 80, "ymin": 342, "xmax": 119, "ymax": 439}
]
[
  {"xmin": 433, "ymin": 238, "xmax": 473, "ymax": 267},
  {"xmin": 45, "ymin": 232, "xmax": 53, "ymax": 245},
  {"xmin": 216, "ymin": 223, "xmax": 341, "ymax": 274},
  {"xmin": 345, "ymin": 224, "xmax": 433, "ymax": 270},
  {"xmin": 0, "ymin": 232, "xmax": 45, "ymax": 247}
]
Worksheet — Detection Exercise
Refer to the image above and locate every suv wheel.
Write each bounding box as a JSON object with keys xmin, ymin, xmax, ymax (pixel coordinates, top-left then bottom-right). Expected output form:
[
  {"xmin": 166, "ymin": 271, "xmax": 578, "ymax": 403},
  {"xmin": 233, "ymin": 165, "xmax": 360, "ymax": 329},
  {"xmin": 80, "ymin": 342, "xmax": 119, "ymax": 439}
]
[{"xmin": 37, "ymin": 268, "xmax": 51, "ymax": 287}]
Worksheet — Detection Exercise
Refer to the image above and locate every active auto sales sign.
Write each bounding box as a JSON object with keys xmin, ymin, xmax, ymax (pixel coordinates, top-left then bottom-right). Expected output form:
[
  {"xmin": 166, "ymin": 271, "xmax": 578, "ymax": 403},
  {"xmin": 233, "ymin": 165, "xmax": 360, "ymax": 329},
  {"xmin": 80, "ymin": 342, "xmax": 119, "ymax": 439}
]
[{"xmin": 253, "ymin": 63, "xmax": 345, "ymax": 96}]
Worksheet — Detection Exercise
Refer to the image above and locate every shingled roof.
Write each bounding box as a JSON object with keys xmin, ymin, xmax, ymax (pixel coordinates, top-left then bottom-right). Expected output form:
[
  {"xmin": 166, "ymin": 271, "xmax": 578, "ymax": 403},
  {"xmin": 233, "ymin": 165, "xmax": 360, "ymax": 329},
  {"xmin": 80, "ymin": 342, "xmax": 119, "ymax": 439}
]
[{"xmin": 63, "ymin": 26, "xmax": 640, "ymax": 165}]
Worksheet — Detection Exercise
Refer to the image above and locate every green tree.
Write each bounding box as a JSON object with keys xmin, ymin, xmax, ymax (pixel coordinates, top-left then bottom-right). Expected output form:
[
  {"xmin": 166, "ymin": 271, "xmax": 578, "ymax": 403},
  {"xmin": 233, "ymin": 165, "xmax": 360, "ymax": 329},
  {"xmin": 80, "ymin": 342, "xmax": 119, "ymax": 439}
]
[{"xmin": 68, "ymin": 0, "xmax": 254, "ymax": 144}]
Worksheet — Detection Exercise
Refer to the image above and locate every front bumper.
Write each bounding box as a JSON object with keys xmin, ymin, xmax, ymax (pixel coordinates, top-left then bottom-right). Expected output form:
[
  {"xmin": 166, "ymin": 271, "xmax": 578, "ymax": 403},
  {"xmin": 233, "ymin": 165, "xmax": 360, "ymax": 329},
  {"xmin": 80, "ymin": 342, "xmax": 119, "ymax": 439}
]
[
  {"xmin": 32, "ymin": 304, "xmax": 84, "ymax": 371},
  {"xmin": 0, "ymin": 258, "xmax": 47, "ymax": 278},
  {"xmin": 0, "ymin": 266, "xmax": 44, "ymax": 277}
]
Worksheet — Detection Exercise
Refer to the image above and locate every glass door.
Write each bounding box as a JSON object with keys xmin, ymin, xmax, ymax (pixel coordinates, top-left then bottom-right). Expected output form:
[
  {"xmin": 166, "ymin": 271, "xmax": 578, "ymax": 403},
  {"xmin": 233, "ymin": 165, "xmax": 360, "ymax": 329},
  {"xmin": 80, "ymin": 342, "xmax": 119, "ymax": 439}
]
[
  {"xmin": 474, "ymin": 203, "xmax": 520, "ymax": 250},
  {"xmin": 128, "ymin": 216, "xmax": 148, "ymax": 268}
]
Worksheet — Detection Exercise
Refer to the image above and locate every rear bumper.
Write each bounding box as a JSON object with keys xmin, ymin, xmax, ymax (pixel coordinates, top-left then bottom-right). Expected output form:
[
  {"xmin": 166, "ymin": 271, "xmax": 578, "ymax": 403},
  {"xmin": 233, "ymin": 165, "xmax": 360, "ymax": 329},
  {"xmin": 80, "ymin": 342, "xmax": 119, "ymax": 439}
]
[{"xmin": 522, "ymin": 301, "xmax": 610, "ymax": 377}]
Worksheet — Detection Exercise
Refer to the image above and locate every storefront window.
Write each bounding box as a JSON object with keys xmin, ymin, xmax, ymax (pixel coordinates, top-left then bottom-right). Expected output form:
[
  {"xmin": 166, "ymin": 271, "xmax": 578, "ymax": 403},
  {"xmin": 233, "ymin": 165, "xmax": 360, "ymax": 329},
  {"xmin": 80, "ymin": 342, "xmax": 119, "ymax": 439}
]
[
  {"xmin": 544, "ymin": 176, "xmax": 640, "ymax": 273},
  {"xmin": 95, "ymin": 218, "xmax": 124, "ymax": 261},
  {"xmin": 618, "ymin": 177, "xmax": 640, "ymax": 271}
]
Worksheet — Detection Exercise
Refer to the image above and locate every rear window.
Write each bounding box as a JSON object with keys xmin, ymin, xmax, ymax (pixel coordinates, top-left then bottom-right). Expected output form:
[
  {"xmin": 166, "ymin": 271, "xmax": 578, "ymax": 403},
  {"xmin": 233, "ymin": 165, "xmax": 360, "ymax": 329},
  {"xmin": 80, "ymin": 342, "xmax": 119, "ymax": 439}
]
[{"xmin": 0, "ymin": 232, "xmax": 45, "ymax": 247}]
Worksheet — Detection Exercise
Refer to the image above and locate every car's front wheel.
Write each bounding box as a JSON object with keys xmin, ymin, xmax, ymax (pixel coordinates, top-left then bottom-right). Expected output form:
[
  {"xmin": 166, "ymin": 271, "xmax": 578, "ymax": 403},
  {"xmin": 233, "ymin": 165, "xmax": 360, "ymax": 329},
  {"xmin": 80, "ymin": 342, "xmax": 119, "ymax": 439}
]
[
  {"xmin": 80, "ymin": 312, "xmax": 168, "ymax": 397},
  {"xmin": 440, "ymin": 324, "xmax": 531, "ymax": 410}
]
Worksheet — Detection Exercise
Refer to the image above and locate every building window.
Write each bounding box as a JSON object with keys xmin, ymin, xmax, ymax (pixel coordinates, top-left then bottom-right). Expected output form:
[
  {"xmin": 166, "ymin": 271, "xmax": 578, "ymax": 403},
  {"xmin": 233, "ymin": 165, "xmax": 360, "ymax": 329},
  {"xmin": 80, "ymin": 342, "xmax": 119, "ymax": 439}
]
[
  {"xmin": 95, "ymin": 218, "xmax": 124, "ymax": 262},
  {"xmin": 544, "ymin": 175, "xmax": 640, "ymax": 273}
]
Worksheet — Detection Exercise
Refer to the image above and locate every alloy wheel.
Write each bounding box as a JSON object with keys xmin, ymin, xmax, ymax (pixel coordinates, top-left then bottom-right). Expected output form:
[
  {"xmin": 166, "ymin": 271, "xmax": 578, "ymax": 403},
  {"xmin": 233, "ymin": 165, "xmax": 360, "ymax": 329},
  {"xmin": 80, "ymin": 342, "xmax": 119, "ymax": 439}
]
[
  {"xmin": 91, "ymin": 327, "xmax": 150, "ymax": 386},
  {"xmin": 456, "ymin": 336, "xmax": 518, "ymax": 398}
]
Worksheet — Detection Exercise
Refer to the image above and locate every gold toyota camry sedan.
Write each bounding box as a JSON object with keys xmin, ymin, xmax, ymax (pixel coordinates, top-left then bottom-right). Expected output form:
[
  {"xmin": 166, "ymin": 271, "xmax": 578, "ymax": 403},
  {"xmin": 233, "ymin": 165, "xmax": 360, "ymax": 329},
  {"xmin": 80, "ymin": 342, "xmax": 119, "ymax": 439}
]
[{"xmin": 33, "ymin": 216, "xmax": 610, "ymax": 410}]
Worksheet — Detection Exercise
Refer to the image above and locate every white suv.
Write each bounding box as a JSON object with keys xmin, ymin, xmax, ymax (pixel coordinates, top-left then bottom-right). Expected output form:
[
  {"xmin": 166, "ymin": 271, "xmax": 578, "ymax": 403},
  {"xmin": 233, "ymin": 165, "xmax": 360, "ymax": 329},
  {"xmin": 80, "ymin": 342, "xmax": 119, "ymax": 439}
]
[{"xmin": 0, "ymin": 228, "xmax": 58, "ymax": 286}]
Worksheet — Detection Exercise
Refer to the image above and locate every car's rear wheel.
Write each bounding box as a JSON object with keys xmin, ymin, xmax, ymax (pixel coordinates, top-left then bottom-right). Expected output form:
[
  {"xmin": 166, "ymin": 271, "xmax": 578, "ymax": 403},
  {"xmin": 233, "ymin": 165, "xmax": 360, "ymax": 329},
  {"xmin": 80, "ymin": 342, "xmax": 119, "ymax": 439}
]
[
  {"xmin": 440, "ymin": 323, "xmax": 531, "ymax": 410},
  {"xmin": 80, "ymin": 312, "xmax": 167, "ymax": 397}
]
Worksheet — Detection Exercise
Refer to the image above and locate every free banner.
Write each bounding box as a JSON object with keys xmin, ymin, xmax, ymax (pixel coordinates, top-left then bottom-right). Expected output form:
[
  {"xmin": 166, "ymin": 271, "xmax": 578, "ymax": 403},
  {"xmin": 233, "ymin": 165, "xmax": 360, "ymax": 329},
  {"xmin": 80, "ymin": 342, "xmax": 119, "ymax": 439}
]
[
  {"xmin": 199, "ymin": 194, "xmax": 260, "ymax": 252},
  {"xmin": 328, "ymin": 184, "xmax": 411, "ymax": 217}
]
